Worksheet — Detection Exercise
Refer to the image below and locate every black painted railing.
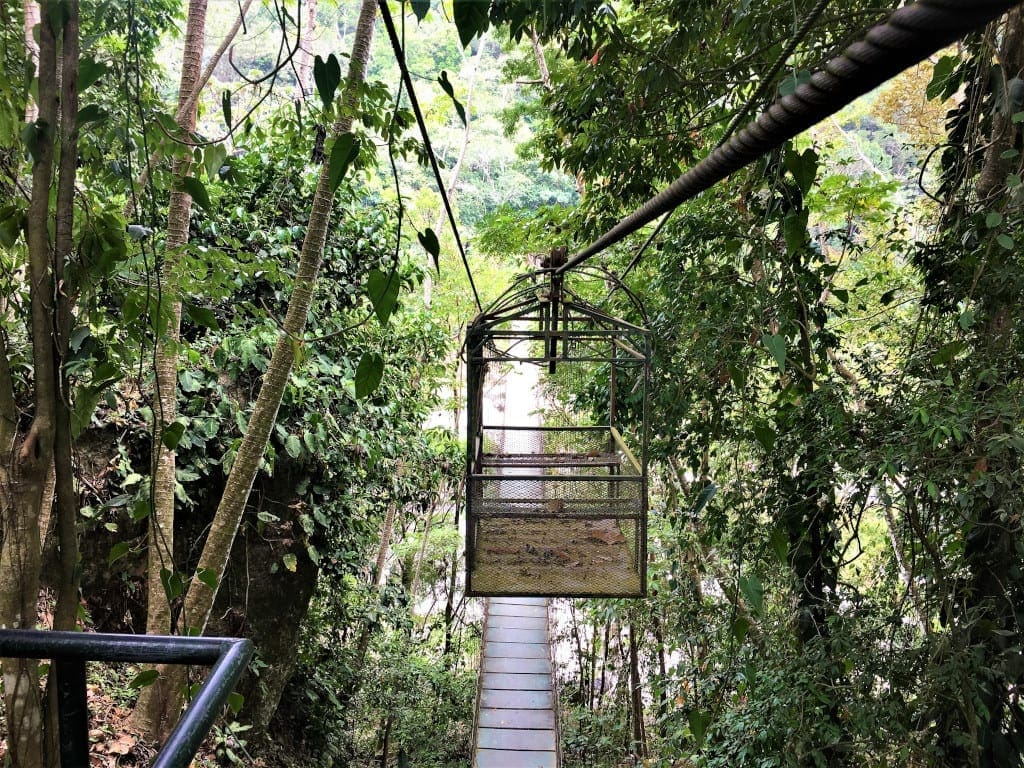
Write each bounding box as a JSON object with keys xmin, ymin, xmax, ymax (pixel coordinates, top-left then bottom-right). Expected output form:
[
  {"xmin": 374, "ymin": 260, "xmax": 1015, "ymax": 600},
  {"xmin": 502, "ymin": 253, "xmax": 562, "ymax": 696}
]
[{"xmin": 0, "ymin": 630, "xmax": 253, "ymax": 768}]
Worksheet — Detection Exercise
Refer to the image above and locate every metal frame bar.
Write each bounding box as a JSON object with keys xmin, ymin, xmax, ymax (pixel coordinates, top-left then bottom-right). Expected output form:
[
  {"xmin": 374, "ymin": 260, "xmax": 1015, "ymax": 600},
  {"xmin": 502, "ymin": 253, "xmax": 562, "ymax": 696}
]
[{"xmin": 0, "ymin": 630, "xmax": 253, "ymax": 768}]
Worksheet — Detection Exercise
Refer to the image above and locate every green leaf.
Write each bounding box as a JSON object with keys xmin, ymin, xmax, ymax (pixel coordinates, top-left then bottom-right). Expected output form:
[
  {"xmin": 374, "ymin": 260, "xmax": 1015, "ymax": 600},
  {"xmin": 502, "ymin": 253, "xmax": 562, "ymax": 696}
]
[
  {"xmin": 783, "ymin": 209, "xmax": 808, "ymax": 255},
  {"xmin": 161, "ymin": 421, "xmax": 186, "ymax": 450},
  {"xmin": 203, "ymin": 143, "xmax": 228, "ymax": 182},
  {"xmin": 313, "ymin": 54, "xmax": 341, "ymax": 108},
  {"xmin": 160, "ymin": 567, "xmax": 184, "ymax": 601},
  {"xmin": 355, "ymin": 352, "xmax": 384, "ymax": 399},
  {"xmin": 753, "ymin": 421, "xmax": 775, "ymax": 453},
  {"xmin": 784, "ymin": 146, "xmax": 818, "ymax": 195},
  {"xmin": 778, "ymin": 69, "xmax": 811, "ymax": 97},
  {"xmin": 417, "ymin": 228, "xmax": 441, "ymax": 273},
  {"xmin": 76, "ymin": 104, "xmax": 107, "ymax": 126},
  {"xmin": 328, "ymin": 133, "xmax": 360, "ymax": 192},
  {"xmin": 688, "ymin": 709, "xmax": 711, "ymax": 746},
  {"xmin": 689, "ymin": 482, "xmax": 717, "ymax": 516},
  {"xmin": 997, "ymin": 233, "xmax": 1015, "ymax": 250},
  {"xmin": 181, "ymin": 176, "xmax": 212, "ymax": 212},
  {"xmin": 986, "ymin": 211, "xmax": 1003, "ymax": 228},
  {"xmin": 129, "ymin": 669, "xmax": 159, "ymax": 689},
  {"xmin": 131, "ymin": 499, "xmax": 151, "ymax": 522},
  {"xmin": 21, "ymin": 119, "xmax": 51, "ymax": 163},
  {"xmin": 366, "ymin": 268, "xmax": 400, "ymax": 325},
  {"xmin": 927, "ymin": 55, "xmax": 957, "ymax": 101},
  {"xmin": 227, "ymin": 692, "xmax": 244, "ymax": 715},
  {"xmin": 71, "ymin": 387, "xmax": 102, "ymax": 439},
  {"xmin": 221, "ymin": 89, "xmax": 233, "ymax": 130},
  {"xmin": 437, "ymin": 71, "xmax": 467, "ymax": 126},
  {"xmin": 453, "ymin": 0, "xmax": 489, "ymax": 47},
  {"xmin": 770, "ymin": 527, "xmax": 789, "ymax": 565},
  {"xmin": 732, "ymin": 616, "xmax": 750, "ymax": 643},
  {"xmin": 284, "ymin": 434, "xmax": 302, "ymax": 459},
  {"xmin": 108, "ymin": 541, "xmax": 130, "ymax": 565},
  {"xmin": 958, "ymin": 309, "xmax": 976, "ymax": 330},
  {"xmin": 411, "ymin": 0, "xmax": 430, "ymax": 21},
  {"xmin": 76, "ymin": 56, "xmax": 109, "ymax": 92},
  {"xmin": 185, "ymin": 303, "xmax": 219, "ymax": 330},
  {"xmin": 739, "ymin": 573, "xmax": 764, "ymax": 615},
  {"xmin": 879, "ymin": 289, "xmax": 897, "ymax": 306},
  {"xmin": 761, "ymin": 334, "xmax": 786, "ymax": 374},
  {"xmin": 282, "ymin": 553, "xmax": 298, "ymax": 573},
  {"xmin": 196, "ymin": 568, "xmax": 218, "ymax": 590}
]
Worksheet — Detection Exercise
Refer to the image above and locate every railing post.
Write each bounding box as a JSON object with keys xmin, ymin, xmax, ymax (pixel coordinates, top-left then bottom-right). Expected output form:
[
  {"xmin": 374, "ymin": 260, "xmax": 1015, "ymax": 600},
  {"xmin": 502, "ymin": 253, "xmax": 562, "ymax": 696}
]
[{"xmin": 55, "ymin": 658, "xmax": 89, "ymax": 768}]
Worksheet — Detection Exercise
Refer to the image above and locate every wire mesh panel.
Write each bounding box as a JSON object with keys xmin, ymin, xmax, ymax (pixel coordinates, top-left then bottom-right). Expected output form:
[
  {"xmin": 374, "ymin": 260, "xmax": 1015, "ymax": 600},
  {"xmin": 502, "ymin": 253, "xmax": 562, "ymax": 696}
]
[{"xmin": 465, "ymin": 271, "xmax": 650, "ymax": 597}]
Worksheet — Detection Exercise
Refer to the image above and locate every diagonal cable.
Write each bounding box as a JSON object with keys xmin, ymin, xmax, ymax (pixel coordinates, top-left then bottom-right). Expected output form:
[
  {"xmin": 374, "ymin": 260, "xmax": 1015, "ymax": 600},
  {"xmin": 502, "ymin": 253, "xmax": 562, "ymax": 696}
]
[
  {"xmin": 378, "ymin": 0, "xmax": 482, "ymax": 311},
  {"xmin": 558, "ymin": 0, "xmax": 1020, "ymax": 275}
]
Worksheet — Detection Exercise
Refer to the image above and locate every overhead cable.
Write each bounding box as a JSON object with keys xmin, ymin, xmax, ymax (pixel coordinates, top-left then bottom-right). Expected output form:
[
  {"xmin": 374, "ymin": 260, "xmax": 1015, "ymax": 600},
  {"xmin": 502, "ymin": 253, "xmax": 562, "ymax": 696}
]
[
  {"xmin": 558, "ymin": 0, "xmax": 1020, "ymax": 275},
  {"xmin": 378, "ymin": 0, "xmax": 483, "ymax": 311}
]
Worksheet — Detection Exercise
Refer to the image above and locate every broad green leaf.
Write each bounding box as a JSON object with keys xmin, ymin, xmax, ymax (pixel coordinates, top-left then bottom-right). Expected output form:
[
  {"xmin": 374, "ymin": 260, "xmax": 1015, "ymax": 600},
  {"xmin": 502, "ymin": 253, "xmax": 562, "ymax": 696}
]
[
  {"xmin": 129, "ymin": 669, "xmax": 159, "ymax": 689},
  {"xmin": 282, "ymin": 553, "xmax": 298, "ymax": 572},
  {"xmin": 108, "ymin": 541, "xmax": 130, "ymax": 565},
  {"xmin": 131, "ymin": 499, "xmax": 151, "ymax": 522},
  {"xmin": 739, "ymin": 573, "xmax": 764, "ymax": 615},
  {"xmin": 160, "ymin": 568, "xmax": 185, "ymax": 601},
  {"xmin": 784, "ymin": 146, "xmax": 818, "ymax": 195},
  {"xmin": 366, "ymin": 268, "xmax": 400, "ymax": 325},
  {"xmin": 690, "ymin": 482, "xmax": 717, "ymax": 516},
  {"xmin": 986, "ymin": 211, "xmax": 1003, "ymax": 228},
  {"xmin": 181, "ymin": 176, "xmax": 212, "ymax": 212},
  {"xmin": 284, "ymin": 434, "xmax": 302, "ymax": 459},
  {"xmin": 453, "ymin": 0, "xmax": 489, "ymax": 47},
  {"xmin": 437, "ymin": 71, "xmax": 467, "ymax": 126},
  {"xmin": 411, "ymin": 0, "xmax": 430, "ymax": 21},
  {"xmin": 71, "ymin": 387, "xmax": 102, "ymax": 439},
  {"xmin": 778, "ymin": 69, "xmax": 811, "ymax": 97},
  {"xmin": 753, "ymin": 421, "xmax": 775, "ymax": 453},
  {"xmin": 355, "ymin": 352, "xmax": 384, "ymax": 399},
  {"xmin": 688, "ymin": 709, "xmax": 711, "ymax": 746},
  {"xmin": 927, "ymin": 55, "xmax": 957, "ymax": 101},
  {"xmin": 417, "ymin": 228, "xmax": 441, "ymax": 273},
  {"xmin": 328, "ymin": 133, "xmax": 360, "ymax": 192},
  {"xmin": 761, "ymin": 334, "xmax": 786, "ymax": 374},
  {"xmin": 76, "ymin": 104, "xmax": 107, "ymax": 126},
  {"xmin": 997, "ymin": 233, "xmax": 1015, "ymax": 250},
  {"xmin": 313, "ymin": 54, "xmax": 341, "ymax": 108},
  {"xmin": 732, "ymin": 616, "xmax": 750, "ymax": 643},
  {"xmin": 783, "ymin": 209, "xmax": 808, "ymax": 255},
  {"xmin": 196, "ymin": 568, "xmax": 218, "ymax": 590},
  {"xmin": 227, "ymin": 692, "xmax": 244, "ymax": 714},
  {"xmin": 161, "ymin": 421, "xmax": 186, "ymax": 450},
  {"xmin": 203, "ymin": 143, "xmax": 228, "ymax": 182},
  {"xmin": 77, "ymin": 56, "xmax": 109, "ymax": 92},
  {"xmin": 770, "ymin": 527, "xmax": 789, "ymax": 564},
  {"xmin": 185, "ymin": 303, "xmax": 219, "ymax": 330}
]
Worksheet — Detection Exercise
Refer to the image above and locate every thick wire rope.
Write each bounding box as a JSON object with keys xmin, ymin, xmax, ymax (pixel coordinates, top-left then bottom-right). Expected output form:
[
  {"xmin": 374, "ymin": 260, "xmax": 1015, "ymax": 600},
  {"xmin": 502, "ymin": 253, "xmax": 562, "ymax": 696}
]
[
  {"xmin": 558, "ymin": 0, "xmax": 1021, "ymax": 275},
  {"xmin": 378, "ymin": 0, "xmax": 482, "ymax": 312}
]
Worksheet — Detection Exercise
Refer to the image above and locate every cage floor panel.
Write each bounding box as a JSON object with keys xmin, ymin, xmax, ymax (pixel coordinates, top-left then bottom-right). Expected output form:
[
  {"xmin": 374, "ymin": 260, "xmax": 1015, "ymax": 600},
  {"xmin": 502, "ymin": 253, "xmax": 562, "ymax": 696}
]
[{"xmin": 470, "ymin": 518, "xmax": 641, "ymax": 596}]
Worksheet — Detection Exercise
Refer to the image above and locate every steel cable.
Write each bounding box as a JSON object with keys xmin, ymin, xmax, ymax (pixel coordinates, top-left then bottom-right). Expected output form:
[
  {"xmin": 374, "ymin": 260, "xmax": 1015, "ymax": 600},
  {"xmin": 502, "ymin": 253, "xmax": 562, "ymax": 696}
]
[{"xmin": 558, "ymin": 0, "xmax": 1021, "ymax": 275}]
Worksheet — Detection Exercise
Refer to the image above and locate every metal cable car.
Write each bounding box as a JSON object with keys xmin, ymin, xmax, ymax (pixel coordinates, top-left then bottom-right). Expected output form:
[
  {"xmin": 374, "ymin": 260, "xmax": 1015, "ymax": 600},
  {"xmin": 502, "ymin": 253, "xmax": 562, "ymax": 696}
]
[{"xmin": 465, "ymin": 255, "xmax": 651, "ymax": 597}]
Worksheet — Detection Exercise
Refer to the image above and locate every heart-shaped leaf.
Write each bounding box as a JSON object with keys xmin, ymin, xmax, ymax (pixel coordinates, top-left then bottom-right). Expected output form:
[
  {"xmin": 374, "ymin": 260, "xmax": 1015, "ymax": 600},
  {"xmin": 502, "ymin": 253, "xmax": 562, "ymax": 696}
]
[
  {"xmin": 355, "ymin": 352, "xmax": 384, "ymax": 399},
  {"xmin": 328, "ymin": 133, "xmax": 360, "ymax": 192},
  {"xmin": 366, "ymin": 268, "xmax": 400, "ymax": 325},
  {"xmin": 417, "ymin": 228, "xmax": 440, "ymax": 273}
]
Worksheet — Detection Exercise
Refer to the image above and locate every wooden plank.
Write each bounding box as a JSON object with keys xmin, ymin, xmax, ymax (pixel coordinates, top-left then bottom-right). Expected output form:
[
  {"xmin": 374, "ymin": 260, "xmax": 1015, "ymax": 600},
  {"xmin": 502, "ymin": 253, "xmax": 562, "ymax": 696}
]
[
  {"xmin": 476, "ymin": 728, "xmax": 557, "ymax": 751},
  {"xmin": 489, "ymin": 596, "xmax": 547, "ymax": 606},
  {"xmin": 483, "ymin": 656, "xmax": 550, "ymax": 674},
  {"xmin": 479, "ymin": 689, "xmax": 553, "ymax": 710},
  {"xmin": 485, "ymin": 626, "xmax": 547, "ymax": 645},
  {"xmin": 488, "ymin": 614, "xmax": 547, "ymax": 630},
  {"xmin": 479, "ymin": 708, "xmax": 556, "ymax": 729},
  {"xmin": 487, "ymin": 603, "xmax": 547, "ymax": 618},
  {"xmin": 485, "ymin": 642, "xmax": 549, "ymax": 659},
  {"xmin": 481, "ymin": 672, "xmax": 551, "ymax": 691},
  {"xmin": 476, "ymin": 748, "xmax": 557, "ymax": 768}
]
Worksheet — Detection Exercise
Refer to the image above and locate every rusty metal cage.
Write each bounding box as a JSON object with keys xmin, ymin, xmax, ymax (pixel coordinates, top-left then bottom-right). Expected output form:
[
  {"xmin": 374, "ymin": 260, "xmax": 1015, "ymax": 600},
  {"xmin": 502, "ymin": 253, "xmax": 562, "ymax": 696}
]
[{"xmin": 465, "ymin": 267, "xmax": 651, "ymax": 597}]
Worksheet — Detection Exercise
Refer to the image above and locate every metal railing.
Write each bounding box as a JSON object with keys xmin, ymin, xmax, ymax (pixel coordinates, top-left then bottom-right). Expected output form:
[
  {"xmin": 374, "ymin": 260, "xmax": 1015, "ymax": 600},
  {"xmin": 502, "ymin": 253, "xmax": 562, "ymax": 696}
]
[{"xmin": 0, "ymin": 630, "xmax": 253, "ymax": 768}]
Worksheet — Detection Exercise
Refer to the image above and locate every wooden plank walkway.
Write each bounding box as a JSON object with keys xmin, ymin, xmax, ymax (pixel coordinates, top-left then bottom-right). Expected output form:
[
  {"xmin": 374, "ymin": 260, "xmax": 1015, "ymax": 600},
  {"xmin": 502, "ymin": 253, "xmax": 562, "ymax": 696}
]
[{"xmin": 474, "ymin": 597, "xmax": 559, "ymax": 768}]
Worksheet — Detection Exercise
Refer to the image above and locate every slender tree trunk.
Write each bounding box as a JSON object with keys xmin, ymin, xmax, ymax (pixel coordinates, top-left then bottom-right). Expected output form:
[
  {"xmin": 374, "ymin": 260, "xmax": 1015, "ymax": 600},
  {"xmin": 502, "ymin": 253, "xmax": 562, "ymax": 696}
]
[
  {"xmin": 0, "ymin": 4, "xmax": 60, "ymax": 765},
  {"xmin": 132, "ymin": 0, "xmax": 209, "ymax": 740},
  {"xmin": 628, "ymin": 621, "xmax": 647, "ymax": 760},
  {"xmin": 23, "ymin": 0, "xmax": 39, "ymax": 123},
  {"xmin": 295, "ymin": 0, "xmax": 317, "ymax": 96}
]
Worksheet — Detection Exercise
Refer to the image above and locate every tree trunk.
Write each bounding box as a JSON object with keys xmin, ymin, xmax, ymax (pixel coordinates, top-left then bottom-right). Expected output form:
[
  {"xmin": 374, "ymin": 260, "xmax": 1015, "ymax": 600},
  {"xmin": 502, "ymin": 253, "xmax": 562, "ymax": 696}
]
[
  {"xmin": 132, "ymin": 0, "xmax": 209, "ymax": 740},
  {"xmin": 295, "ymin": 0, "xmax": 317, "ymax": 97},
  {"xmin": 0, "ymin": 4, "xmax": 61, "ymax": 765},
  {"xmin": 628, "ymin": 621, "xmax": 647, "ymax": 760},
  {"xmin": 23, "ymin": 0, "xmax": 39, "ymax": 123}
]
